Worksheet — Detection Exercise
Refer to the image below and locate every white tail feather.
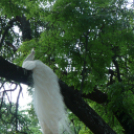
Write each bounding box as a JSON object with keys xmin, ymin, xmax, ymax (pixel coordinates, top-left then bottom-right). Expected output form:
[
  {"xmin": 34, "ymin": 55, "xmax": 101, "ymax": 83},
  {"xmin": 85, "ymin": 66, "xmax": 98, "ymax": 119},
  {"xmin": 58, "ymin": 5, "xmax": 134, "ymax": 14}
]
[{"xmin": 22, "ymin": 49, "xmax": 69, "ymax": 134}]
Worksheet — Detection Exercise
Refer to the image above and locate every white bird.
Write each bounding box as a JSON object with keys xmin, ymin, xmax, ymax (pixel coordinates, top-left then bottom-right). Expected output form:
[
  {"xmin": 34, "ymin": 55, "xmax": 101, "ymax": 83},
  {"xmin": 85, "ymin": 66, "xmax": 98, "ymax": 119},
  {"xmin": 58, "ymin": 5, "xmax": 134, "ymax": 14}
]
[{"xmin": 22, "ymin": 49, "xmax": 69, "ymax": 134}]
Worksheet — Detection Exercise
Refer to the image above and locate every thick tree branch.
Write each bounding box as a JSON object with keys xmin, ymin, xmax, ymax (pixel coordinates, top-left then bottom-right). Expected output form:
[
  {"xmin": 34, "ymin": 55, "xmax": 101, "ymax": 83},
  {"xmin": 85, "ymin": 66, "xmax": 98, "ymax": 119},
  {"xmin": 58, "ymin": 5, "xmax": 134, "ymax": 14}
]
[
  {"xmin": 82, "ymin": 88, "xmax": 108, "ymax": 103},
  {"xmin": 0, "ymin": 56, "xmax": 116, "ymax": 134},
  {"xmin": 1, "ymin": 15, "xmax": 131, "ymax": 133},
  {"xmin": 0, "ymin": 56, "xmax": 32, "ymax": 85}
]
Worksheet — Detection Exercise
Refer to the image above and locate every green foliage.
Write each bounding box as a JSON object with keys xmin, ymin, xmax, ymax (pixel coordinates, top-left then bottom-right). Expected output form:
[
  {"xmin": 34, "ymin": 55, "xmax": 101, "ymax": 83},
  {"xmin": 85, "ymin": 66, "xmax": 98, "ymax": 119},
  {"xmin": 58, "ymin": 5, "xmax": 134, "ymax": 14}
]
[
  {"xmin": 0, "ymin": 102, "xmax": 31, "ymax": 134},
  {"xmin": 1, "ymin": 0, "xmax": 134, "ymax": 133}
]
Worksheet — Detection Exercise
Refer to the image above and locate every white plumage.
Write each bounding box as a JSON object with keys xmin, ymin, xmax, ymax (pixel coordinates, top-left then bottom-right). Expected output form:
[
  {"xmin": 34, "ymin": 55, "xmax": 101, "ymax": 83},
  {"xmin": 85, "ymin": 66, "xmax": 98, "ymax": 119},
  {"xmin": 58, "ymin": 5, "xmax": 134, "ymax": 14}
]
[{"xmin": 22, "ymin": 49, "xmax": 68, "ymax": 134}]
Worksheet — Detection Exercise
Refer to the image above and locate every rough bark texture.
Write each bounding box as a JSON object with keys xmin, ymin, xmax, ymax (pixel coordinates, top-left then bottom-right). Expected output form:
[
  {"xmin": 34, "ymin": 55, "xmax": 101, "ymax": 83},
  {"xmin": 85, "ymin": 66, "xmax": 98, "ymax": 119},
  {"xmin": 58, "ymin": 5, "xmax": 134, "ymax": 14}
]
[
  {"xmin": 0, "ymin": 56, "xmax": 116, "ymax": 134},
  {"xmin": 1, "ymin": 16, "xmax": 133, "ymax": 134},
  {"xmin": 0, "ymin": 56, "xmax": 32, "ymax": 85},
  {"xmin": 59, "ymin": 80, "xmax": 116, "ymax": 134}
]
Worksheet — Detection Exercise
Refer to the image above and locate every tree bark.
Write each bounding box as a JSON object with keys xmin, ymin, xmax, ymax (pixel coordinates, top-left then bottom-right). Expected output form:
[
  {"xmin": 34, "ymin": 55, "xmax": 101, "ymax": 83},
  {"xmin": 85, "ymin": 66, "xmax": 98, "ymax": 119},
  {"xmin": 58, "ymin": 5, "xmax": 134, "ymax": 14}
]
[
  {"xmin": 0, "ymin": 18, "xmax": 17, "ymax": 48},
  {"xmin": 1, "ymin": 15, "xmax": 133, "ymax": 134},
  {"xmin": 0, "ymin": 56, "xmax": 116, "ymax": 134},
  {"xmin": 82, "ymin": 88, "xmax": 108, "ymax": 104}
]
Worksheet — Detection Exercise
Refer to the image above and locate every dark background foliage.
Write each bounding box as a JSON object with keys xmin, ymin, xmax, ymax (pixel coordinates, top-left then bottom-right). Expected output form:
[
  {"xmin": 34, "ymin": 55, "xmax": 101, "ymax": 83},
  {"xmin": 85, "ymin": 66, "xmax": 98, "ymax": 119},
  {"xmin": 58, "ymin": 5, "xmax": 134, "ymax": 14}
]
[{"xmin": 0, "ymin": 0, "xmax": 134, "ymax": 133}]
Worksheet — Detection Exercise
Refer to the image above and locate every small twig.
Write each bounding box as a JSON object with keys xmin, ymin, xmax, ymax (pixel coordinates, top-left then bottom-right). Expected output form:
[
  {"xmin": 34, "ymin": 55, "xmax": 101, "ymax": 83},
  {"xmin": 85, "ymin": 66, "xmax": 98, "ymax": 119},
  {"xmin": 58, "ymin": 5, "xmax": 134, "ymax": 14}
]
[
  {"xmin": 15, "ymin": 84, "xmax": 22, "ymax": 131},
  {"xmin": 80, "ymin": 31, "xmax": 89, "ymax": 92},
  {"xmin": 112, "ymin": 58, "xmax": 122, "ymax": 82}
]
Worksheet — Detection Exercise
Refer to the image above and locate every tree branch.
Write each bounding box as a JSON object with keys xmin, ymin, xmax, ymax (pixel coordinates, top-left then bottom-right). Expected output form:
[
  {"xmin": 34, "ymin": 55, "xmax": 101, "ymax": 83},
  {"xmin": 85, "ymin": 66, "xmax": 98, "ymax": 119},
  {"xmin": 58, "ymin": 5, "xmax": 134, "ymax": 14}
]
[
  {"xmin": 0, "ymin": 18, "xmax": 17, "ymax": 48},
  {"xmin": 82, "ymin": 88, "xmax": 108, "ymax": 104},
  {"xmin": 0, "ymin": 56, "xmax": 32, "ymax": 85},
  {"xmin": 112, "ymin": 58, "xmax": 122, "ymax": 82},
  {"xmin": 20, "ymin": 16, "xmax": 32, "ymax": 41},
  {"xmin": 0, "ymin": 56, "xmax": 116, "ymax": 134}
]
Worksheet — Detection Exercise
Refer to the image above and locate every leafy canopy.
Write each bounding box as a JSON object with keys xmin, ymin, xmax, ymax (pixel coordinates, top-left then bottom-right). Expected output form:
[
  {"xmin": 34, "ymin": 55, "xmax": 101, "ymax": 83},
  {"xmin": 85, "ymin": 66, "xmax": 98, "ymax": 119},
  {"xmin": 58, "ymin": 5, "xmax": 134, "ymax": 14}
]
[{"xmin": 0, "ymin": 0, "xmax": 134, "ymax": 133}]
